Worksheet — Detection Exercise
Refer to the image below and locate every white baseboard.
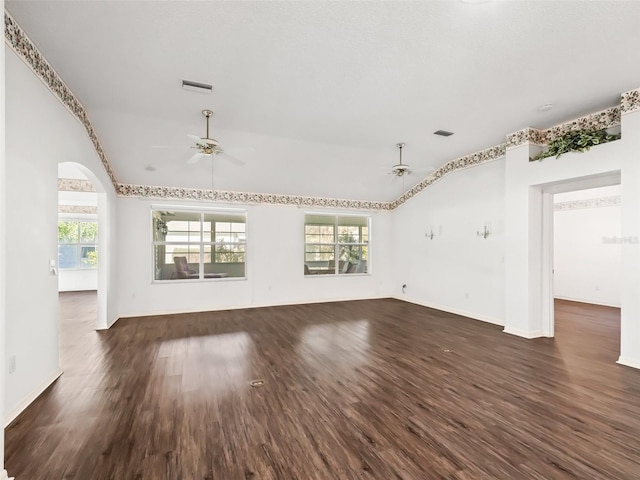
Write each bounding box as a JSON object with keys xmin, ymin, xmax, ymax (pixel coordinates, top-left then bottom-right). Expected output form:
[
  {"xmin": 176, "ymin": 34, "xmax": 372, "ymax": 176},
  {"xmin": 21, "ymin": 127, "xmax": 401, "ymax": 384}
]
[
  {"xmin": 104, "ymin": 314, "xmax": 119, "ymax": 329},
  {"xmin": 5, "ymin": 367, "xmax": 63, "ymax": 427},
  {"xmin": 502, "ymin": 327, "xmax": 544, "ymax": 339},
  {"xmin": 554, "ymin": 296, "xmax": 621, "ymax": 309},
  {"xmin": 392, "ymin": 295, "xmax": 505, "ymax": 327},
  {"xmin": 617, "ymin": 356, "xmax": 640, "ymax": 370},
  {"xmin": 0, "ymin": 469, "xmax": 15, "ymax": 480},
  {"xmin": 115, "ymin": 295, "xmax": 390, "ymax": 322}
]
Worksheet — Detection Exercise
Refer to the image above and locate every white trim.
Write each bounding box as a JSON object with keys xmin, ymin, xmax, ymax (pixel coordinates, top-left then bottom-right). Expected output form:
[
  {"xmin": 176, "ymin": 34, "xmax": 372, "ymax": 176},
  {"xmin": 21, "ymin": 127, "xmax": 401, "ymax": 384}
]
[
  {"xmin": 617, "ymin": 356, "xmax": 640, "ymax": 370},
  {"xmin": 105, "ymin": 315, "xmax": 119, "ymax": 330},
  {"xmin": 393, "ymin": 295, "xmax": 505, "ymax": 327},
  {"xmin": 554, "ymin": 296, "xmax": 621, "ymax": 309},
  {"xmin": 502, "ymin": 327, "xmax": 545, "ymax": 339},
  {"xmin": 116, "ymin": 295, "xmax": 389, "ymax": 321},
  {"xmin": 0, "ymin": 469, "xmax": 15, "ymax": 480},
  {"xmin": 5, "ymin": 368, "xmax": 63, "ymax": 428},
  {"xmin": 541, "ymin": 191, "xmax": 555, "ymax": 337}
]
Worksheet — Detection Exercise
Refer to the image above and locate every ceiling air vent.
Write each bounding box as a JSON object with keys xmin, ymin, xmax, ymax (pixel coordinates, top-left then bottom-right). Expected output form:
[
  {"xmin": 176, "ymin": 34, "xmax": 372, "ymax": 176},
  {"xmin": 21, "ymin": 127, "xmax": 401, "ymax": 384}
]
[
  {"xmin": 182, "ymin": 80, "xmax": 213, "ymax": 94},
  {"xmin": 434, "ymin": 130, "xmax": 454, "ymax": 137}
]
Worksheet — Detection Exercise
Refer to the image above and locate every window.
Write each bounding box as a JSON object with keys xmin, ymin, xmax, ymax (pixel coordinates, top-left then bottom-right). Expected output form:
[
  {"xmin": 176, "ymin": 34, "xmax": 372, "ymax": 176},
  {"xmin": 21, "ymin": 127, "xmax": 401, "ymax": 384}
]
[
  {"xmin": 304, "ymin": 214, "xmax": 369, "ymax": 275},
  {"xmin": 58, "ymin": 220, "xmax": 98, "ymax": 270},
  {"xmin": 153, "ymin": 209, "xmax": 246, "ymax": 281}
]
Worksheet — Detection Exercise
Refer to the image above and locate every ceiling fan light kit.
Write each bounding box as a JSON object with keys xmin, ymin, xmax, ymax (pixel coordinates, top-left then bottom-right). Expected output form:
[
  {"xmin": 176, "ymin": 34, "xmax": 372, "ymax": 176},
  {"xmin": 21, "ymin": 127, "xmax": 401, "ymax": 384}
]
[{"xmin": 188, "ymin": 110, "xmax": 223, "ymax": 164}]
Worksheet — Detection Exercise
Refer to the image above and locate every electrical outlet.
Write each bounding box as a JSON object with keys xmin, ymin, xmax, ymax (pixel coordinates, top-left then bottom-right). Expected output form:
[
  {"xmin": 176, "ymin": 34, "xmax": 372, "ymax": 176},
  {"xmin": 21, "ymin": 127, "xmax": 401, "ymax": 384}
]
[
  {"xmin": 465, "ymin": 292, "xmax": 470, "ymax": 300},
  {"xmin": 9, "ymin": 355, "xmax": 16, "ymax": 374}
]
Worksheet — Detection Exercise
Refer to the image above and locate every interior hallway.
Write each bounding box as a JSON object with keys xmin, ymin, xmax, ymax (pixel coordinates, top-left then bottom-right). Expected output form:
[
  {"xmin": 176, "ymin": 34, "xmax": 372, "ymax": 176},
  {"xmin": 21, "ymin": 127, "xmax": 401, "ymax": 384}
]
[{"xmin": 5, "ymin": 293, "xmax": 640, "ymax": 479}]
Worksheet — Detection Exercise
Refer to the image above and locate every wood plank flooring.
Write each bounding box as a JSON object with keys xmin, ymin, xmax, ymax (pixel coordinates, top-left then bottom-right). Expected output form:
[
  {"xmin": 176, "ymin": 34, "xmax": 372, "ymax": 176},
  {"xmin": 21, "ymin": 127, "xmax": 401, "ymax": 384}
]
[{"xmin": 5, "ymin": 294, "xmax": 640, "ymax": 479}]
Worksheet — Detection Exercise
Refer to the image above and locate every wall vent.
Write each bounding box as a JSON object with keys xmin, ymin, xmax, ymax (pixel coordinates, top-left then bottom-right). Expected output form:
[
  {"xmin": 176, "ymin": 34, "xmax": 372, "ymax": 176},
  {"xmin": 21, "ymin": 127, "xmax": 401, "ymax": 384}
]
[
  {"xmin": 182, "ymin": 80, "xmax": 213, "ymax": 94},
  {"xmin": 434, "ymin": 130, "xmax": 454, "ymax": 137}
]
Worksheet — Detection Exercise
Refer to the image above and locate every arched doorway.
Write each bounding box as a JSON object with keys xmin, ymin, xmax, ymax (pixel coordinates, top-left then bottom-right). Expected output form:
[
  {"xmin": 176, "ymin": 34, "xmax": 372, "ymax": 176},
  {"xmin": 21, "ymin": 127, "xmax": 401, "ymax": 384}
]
[{"xmin": 57, "ymin": 162, "xmax": 109, "ymax": 330}]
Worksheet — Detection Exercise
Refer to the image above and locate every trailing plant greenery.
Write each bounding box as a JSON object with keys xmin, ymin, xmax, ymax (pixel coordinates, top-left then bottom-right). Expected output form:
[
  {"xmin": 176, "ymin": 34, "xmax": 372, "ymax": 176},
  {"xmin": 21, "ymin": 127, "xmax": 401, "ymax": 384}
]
[{"xmin": 530, "ymin": 129, "xmax": 621, "ymax": 162}]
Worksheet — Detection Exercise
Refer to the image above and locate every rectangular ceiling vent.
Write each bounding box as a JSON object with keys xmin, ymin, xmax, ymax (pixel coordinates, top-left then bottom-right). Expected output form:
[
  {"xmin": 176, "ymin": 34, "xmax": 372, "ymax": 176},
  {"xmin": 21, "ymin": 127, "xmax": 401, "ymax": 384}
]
[
  {"xmin": 434, "ymin": 130, "xmax": 454, "ymax": 137},
  {"xmin": 182, "ymin": 80, "xmax": 213, "ymax": 94}
]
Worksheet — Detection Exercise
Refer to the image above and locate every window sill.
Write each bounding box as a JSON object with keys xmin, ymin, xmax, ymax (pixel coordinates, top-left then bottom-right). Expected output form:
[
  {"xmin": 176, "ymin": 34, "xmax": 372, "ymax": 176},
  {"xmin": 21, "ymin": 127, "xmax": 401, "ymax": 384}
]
[
  {"xmin": 304, "ymin": 273, "xmax": 371, "ymax": 278},
  {"xmin": 152, "ymin": 276, "xmax": 247, "ymax": 284}
]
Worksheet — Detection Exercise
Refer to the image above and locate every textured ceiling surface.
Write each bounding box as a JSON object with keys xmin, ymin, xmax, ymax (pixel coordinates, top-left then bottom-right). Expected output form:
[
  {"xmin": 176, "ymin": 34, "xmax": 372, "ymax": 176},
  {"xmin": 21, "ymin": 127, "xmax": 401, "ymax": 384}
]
[{"xmin": 6, "ymin": 1, "xmax": 640, "ymax": 202}]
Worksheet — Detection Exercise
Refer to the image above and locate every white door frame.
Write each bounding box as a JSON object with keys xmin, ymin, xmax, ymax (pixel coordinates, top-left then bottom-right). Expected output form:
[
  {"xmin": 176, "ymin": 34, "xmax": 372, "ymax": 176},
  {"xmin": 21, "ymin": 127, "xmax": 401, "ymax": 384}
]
[{"xmin": 536, "ymin": 170, "xmax": 621, "ymax": 337}]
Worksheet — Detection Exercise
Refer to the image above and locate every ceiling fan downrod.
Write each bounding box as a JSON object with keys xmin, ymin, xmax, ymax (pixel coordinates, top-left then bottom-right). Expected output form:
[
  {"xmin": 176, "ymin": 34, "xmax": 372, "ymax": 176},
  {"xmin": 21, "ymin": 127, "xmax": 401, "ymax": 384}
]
[{"xmin": 202, "ymin": 109, "xmax": 213, "ymax": 139}]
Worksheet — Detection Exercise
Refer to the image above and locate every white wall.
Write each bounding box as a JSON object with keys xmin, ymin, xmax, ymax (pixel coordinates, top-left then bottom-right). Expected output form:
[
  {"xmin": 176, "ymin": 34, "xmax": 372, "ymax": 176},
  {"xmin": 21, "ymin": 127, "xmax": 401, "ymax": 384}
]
[
  {"xmin": 116, "ymin": 198, "xmax": 393, "ymax": 317},
  {"xmin": 58, "ymin": 269, "xmax": 98, "ymax": 292},
  {"xmin": 4, "ymin": 46, "xmax": 119, "ymax": 423},
  {"xmin": 553, "ymin": 186, "xmax": 621, "ymax": 307},
  {"xmin": 391, "ymin": 159, "xmax": 506, "ymax": 325}
]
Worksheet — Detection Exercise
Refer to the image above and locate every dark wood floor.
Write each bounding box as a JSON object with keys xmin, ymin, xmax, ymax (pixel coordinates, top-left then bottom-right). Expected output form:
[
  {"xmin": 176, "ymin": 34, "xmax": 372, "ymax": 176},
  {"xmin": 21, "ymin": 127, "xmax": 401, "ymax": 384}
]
[{"xmin": 5, "ymin": 294, "xmax": 640, "ymax": 479}]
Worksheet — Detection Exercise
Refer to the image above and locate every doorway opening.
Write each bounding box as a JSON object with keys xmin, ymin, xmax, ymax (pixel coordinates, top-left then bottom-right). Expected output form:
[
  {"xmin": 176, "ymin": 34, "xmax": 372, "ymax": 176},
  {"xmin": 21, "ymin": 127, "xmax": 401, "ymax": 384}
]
[
  {"xmin": 537, "ymin": 171, "xmax": 621, "ymax": 358},
  {"xmin": 552, "ymin": 185, "xmax": 622, "ymax": 363},
  {"xmin": 57, "ymin": 162, "xmax": 109, "ymax": 330}
]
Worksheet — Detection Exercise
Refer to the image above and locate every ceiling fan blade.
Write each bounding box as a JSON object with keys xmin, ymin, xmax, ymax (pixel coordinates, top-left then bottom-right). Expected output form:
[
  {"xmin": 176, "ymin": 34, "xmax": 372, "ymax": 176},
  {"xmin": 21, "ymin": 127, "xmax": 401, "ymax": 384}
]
[
  {"xmin": 187, "ymin": 152, "xmax": 205, "ymax": 165},
  {"xmin": 219, "ymin": 153, "xmax": 245, "ymax": 166},
  {"xmin": 187, "ymin": 134, "xmax": 204, "ymax": 145}
]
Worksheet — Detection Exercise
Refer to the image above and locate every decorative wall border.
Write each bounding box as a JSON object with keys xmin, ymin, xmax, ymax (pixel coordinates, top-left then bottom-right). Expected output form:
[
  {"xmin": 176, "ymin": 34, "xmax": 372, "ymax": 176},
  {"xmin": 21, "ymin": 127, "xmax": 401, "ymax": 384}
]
[
  {"xmin": 116, "ymin": 184, "xmax": 392, "ymax": 211},
  {"xmin": 59, "ymin": 205, "xmax": 98, "ymax": 214},
  {"xmin": 545, "ymin": 106, "xmax": 621, "ymax": 143},
  {"xmin": 4, "ymin": 11, "xmax": 118, "ymax": 187},
  {"xmin": 506, "ymin": 128, "xmax": 546, "ymax": 148},
  {"xmin": 58, "ymin": 178, "xmax": 96, "ymax": 192},
  {"xmin": 554, "ymin": 195, "xmax": 621, "ymax": 212},
  {"xmin": 506, "ymin": 106, "xmax": 621, "ymax": 149},
  {"xmin": 621, "ymin": 88, "xmax": 640, "ymax": 115},
  {"xmin": 6, "ymin": 9, "xmax": 640, "ymax": 213}
]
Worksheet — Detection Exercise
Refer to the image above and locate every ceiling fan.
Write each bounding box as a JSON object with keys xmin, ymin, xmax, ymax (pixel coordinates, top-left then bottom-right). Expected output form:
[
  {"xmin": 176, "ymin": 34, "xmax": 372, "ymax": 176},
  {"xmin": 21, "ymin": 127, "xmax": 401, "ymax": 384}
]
[
  {"xmin": 390, "ymin": 142, "xmax": 411, "ymax": 176},
  {"xmin": 388, "ymin": 142, "xmax": 434, "ymax": 178},
  {"xmin": 187, "ymin": 110, "xmax": 243, "ymax": 165}
]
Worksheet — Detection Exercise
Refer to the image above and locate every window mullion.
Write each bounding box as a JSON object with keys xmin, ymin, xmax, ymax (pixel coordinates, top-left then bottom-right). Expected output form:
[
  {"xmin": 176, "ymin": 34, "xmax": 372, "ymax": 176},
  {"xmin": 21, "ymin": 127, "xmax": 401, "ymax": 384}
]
[
  {"xmin": 334, "ymin": 217, "xmax": 338, "ymax": 275},
  {"xmin": 199, "ymin": 213, "xmax": 204, "ymax": 279}
]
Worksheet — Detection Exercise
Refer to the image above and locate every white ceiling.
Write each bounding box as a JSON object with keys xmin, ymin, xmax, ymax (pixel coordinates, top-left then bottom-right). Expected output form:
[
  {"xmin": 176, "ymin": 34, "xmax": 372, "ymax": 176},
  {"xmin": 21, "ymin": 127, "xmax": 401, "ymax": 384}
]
[{"xmin": 7, "ymin": 1, "xmax": 640, "ymax": 202}]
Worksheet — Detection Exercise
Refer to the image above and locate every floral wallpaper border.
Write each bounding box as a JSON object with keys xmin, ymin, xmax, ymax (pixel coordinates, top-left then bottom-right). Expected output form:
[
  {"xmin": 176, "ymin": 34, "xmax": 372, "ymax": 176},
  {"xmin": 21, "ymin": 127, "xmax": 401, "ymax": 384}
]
[
  {"xmin": 506, "ymin": 128, "xmax": 547, "ymax": 148},
  {"xmin": 6, "ymin": 10, "xmax": 640, "ymax": 213},
  {"xmin": 4, "ymin": 11, "xmax": 118, "ymax": 187},
  {"xmin": 59, "ymin": 205, "xmax": 98, "ymax": 215},
  {"xmin": 58, "ymin": 178, "xmax": 96, "ymax": 192},
  {"xmin": 621, "ymin": 88, "xmax": 640, "ymax": 114},
  {"xmin": 116, "ymin": 184, "xmax": 393, "ymax": 211},
  {"xmin": 506, "ymin": 106, "xmax": 622, "ymax": 149},
  {"xmin": 554, "ymin": 195, "xmax": 621, "ymax": 212}
]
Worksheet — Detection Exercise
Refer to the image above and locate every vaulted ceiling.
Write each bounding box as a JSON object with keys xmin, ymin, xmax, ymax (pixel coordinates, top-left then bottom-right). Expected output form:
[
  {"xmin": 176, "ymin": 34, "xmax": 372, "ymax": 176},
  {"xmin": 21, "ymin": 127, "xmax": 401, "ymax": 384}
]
[{"xmin": 6, "ymin": 1, "xmax": 640, "ymax": 202}]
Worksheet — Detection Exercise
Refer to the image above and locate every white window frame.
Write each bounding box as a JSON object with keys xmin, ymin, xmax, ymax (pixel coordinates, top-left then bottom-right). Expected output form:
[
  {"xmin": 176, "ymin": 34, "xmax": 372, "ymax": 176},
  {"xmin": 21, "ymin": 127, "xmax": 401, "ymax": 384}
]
[
  {"xmin": 151, "ymin": 206, "xmax": 247, "ymax": 283},
  {"xmin": 304, "ymin": 212, "xmax": 370, "ymax": 277}
]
